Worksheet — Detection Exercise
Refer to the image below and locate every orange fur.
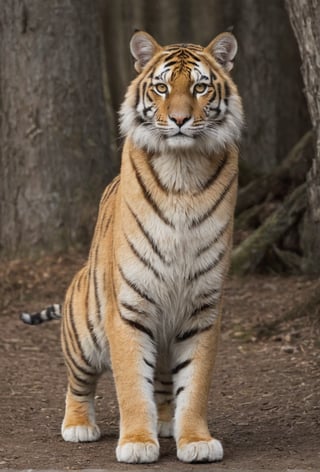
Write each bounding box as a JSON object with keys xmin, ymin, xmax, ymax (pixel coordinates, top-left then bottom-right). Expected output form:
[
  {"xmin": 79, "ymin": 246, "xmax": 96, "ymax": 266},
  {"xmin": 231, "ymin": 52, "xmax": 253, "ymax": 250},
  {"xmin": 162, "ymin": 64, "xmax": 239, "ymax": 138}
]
[{"xmin": 60, "ymin": 31, "xmax": 243, "ymax": 463}]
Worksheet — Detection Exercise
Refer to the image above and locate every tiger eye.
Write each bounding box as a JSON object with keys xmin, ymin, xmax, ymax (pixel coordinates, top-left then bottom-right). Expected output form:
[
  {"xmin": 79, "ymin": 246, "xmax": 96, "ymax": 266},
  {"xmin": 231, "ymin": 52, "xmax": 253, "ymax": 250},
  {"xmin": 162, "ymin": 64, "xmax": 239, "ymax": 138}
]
[
  {"xmin": 194, "ymin": 83, "xmax": 208, "ymax": 94},
  {"xmin": 155, "ymin": 83, "xmax": 168, "ymax": 94}
]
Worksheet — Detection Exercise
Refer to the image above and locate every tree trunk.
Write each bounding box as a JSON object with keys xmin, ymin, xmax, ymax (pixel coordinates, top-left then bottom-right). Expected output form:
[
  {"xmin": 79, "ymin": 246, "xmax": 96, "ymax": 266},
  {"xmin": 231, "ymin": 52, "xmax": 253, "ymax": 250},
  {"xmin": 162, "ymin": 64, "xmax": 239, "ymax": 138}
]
[
  {"xmin": 0, "ymin": 0, "xmax": 117, "ymax": 258},
  {"xmin": 285, "ymin": 0, "xmax": 320, "ymax": 273},
  {"xmin": 224, "ymin": 0, "xmax": 310, "ymax": 173}
]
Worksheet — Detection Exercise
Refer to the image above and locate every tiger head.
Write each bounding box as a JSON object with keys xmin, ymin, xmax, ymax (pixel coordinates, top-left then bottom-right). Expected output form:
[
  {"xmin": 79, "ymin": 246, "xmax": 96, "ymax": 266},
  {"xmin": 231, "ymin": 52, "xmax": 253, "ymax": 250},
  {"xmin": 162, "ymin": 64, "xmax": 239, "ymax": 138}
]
[{"xmin": 120, "ymin": 31, "xmax": 244, "ymax": 155}]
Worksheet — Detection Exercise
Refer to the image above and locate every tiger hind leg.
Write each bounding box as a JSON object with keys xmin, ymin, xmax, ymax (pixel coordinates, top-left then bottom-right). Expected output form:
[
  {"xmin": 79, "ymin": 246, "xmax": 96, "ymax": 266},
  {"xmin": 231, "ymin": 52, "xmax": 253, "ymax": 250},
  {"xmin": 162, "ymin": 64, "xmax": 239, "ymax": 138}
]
[
  {"xmin": 61, "ymin": 376, "xmax": 101, "ymax": 442},
  {"xmin": 61, "ymin": 300, "xmax": 102, "ymax": 442}
]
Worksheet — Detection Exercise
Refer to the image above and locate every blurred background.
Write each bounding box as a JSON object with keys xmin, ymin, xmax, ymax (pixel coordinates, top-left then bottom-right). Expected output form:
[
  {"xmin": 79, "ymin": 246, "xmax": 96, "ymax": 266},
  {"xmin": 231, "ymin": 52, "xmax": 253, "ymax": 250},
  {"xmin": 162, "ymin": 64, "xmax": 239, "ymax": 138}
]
[{"xmin": 0, "ymin": 0, "xmax": 318, "ymax": 275}]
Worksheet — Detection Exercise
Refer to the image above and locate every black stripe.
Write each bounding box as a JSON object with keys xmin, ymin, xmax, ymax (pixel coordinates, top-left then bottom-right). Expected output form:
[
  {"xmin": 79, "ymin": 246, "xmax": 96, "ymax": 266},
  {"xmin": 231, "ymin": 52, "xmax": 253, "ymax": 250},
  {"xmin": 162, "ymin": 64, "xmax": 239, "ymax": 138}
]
[
  {"xmin": 216, "ymin": 82, "xmax": 222, "ymax": 110},
  {"xmin": 196, "ymin": 220, "xmax": 230, "ymax": 257},
  {"xmin": 188, "ymin": 247, "xmax": 227, "ymax": 283},
  {"xmin": 70, "ymin": 387, "xmax": 92, "ymax": 397},
  {"xmin": 155, "ymin": 390, "xmax": 172, "ymax": 395},
  {"xmin": 121, "ymin": 301, "xmax": 149, "ymax": 317},
  {"xmin": 210, "ymin": 71, "xmax": 217, "ymax": 82},
  {"xmin": 118, "ymin": 265, "xmax": 157, "ymax": 305},
  {"xmin": 135, "ymin": 87, "xmax": 140, "ymax": 109},
  {"xmin": 197, "ymin": 288, "xmax": 219, "ymax": 300},
  {"xmin": 176, "ymin": 324, "xmax": 212, "ymax": 342},
  {"xmin": 93, "ymin": 246, "xmax": 101, "ymax": 322},
  {"xmin": 68, "ymin": 288, "xmax": 92, "ymax": 369},
  {"xmin": 176, "ymin": 325, "xmax": 212, "ymax": 343},
  {"xmin": 224, "ymin": 82, "xmax": 230, "ymax": 107},
  {"xmin": 120, "ymin": 315, "xmax": 155, "ymax": 340},
  {"xmin": 102, "ymin": 215, "xmax": 112, "ymax": 237},
  {"xmin": 181, "ymin": 50, "xmax": 201, "ymax": 62},
  {"xmin": 159, "ymin": 380, "xmax": 173, "ymax": 386},
  {"xmin": 224, "ymin": 81, "xmax": 230, "ymax": 99},
  {"xmin": 62, "ymin": 325, "xmax": 96, "ymax": 378},
  {"xmin": 125, "ymin": 233, "xmax": 163, "ymax": 280},
  {"xmin": 176, "ymin": 328, "xmax": 199, "ymax": 342},
  {"xmin": 142, "ymin": 82, "xmax": 148, "ymax": 114},
  {"xmin": 191, "ymin": 302, "xmax": 216, "ymax": 317},
  {"xmin": 144, "ymin": 358, "xmax": 155, "ymax": 369},
  {"xmin": 163, "ymin": 51, "xmax": 181, "ymax": 62},
  {"xmin": 77, "ymin": 269, "xmax": 85, "ymax": 293},
  {"xmin": 146, "ymin": 377, "xmax": 154, "ymax": 385},
  {"xmin": 190, "ymin": 173, "xmax": 237, "ymax": 229},
  {"xmin": 126, "ymin": 202, "xmax": 169, "ymax": 265},
  {"xmin": 195, "ymin": 154, "xmax": 227, "ymax": 194},
  {"xmin": 65, "ymin": 358, "xmax": 96, "ymax": 387},
  {"xmin": 171, "ymin": 359, "xmax": 192, "ymax": 375},
  {"xmin": 62, "ymin": 307, "xmax": 96, "ymax": 378},
  {"xmin": 163, "ymin": 60, "xmax": 178, "ymax": 67},
  {"xmin": 130, "ymin": 156, "xmax": 174, "ymax": 228},
  {"xmin": 176, "ymin": 387, "xmax": 185, "ymax": 397}
]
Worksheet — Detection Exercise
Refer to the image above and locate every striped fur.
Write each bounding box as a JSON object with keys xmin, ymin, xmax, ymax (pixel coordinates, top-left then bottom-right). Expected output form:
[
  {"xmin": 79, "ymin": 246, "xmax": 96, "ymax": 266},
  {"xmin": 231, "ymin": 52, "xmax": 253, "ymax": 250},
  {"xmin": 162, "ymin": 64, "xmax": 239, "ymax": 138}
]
[{"xmin": 32, "ymin": 32, "xmax": 244, "ymax": 463}]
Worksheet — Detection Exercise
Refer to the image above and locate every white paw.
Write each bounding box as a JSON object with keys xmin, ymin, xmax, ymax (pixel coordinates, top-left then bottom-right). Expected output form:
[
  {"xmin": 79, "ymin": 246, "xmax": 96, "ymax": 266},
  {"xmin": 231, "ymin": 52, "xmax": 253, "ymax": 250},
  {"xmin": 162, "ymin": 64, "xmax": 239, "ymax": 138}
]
[
  {"xmin": 116, "ymin": 441, "xmax": 159, "ymax": 463},
  {"xmin": 61, "ymin": 423, "xmax": 101, "ymax": 442},
  {"xmin": 177, "ymin": 438, "xmax": 223, "ymax": 463},
  {"xmin": 158, "ymin": 420, "xmax": 173, "ymax": 437}
]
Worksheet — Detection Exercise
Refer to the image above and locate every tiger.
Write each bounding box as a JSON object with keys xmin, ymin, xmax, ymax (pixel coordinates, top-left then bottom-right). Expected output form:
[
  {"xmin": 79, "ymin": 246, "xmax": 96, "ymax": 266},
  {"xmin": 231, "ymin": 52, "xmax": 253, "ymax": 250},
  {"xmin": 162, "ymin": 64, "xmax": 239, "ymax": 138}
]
[{"xmin": 21, "ymin": 30, "xmax": 243, "ymax": 463}]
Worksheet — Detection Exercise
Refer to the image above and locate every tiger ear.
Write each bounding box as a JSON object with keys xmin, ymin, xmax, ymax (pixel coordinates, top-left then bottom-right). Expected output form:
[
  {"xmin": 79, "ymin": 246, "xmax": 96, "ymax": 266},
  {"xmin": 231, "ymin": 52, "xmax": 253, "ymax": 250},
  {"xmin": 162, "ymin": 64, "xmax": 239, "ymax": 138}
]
[
  {"xmin": 130, "ymin": 31, "xmax": 161, "ymax": 73},
  {"xmin": 206, "ymin": 32, "xmax": 238, "ymax": 72}
]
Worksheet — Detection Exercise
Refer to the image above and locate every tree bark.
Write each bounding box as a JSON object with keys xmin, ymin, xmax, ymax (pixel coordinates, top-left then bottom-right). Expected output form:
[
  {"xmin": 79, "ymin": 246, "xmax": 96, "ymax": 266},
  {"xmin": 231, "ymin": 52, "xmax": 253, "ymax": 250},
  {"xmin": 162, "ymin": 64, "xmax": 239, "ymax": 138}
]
[
  {"xmin": 0, "ymin": 1, "xmax": 117, "ymax": 257},
  {"xmin": 224, "ymin": 0, "xmax": 310, "ymax": 173},
  {"xmin": 285, "ymin": 0, "xmax": 320, "ymax": 273}
]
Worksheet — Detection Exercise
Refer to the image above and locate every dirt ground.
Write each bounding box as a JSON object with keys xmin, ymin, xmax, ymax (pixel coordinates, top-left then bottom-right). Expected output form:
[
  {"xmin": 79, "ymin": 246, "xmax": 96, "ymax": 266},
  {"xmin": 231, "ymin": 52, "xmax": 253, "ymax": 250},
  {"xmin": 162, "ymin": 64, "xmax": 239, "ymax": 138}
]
[{"xmin": 0, "ymin": 253, "xmax": 319, "ymax": 470}]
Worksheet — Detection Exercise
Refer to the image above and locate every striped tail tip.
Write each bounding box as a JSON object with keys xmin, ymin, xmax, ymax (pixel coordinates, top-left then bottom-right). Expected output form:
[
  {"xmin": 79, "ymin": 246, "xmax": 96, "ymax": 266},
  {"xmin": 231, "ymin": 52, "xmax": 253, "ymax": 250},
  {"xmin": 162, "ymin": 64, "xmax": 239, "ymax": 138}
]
[
  {"xmin": 20, "ymin": 312, "xmax": 35, "ymax": 325},
  {"xmin": 20, "ymin": 304, "xmax": 62, "ymax": 325},
  {"xmin": 20, "ymin": 311, "xmax": 45, "ymax": 325}
]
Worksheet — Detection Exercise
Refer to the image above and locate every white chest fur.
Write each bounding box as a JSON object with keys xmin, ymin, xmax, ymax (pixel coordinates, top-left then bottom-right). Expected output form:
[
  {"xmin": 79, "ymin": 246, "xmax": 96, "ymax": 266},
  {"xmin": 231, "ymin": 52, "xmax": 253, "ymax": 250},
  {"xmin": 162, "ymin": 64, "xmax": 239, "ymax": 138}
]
[{"xmin": 117, "ymin": 150, "xmax": 234, "ymax": 346}]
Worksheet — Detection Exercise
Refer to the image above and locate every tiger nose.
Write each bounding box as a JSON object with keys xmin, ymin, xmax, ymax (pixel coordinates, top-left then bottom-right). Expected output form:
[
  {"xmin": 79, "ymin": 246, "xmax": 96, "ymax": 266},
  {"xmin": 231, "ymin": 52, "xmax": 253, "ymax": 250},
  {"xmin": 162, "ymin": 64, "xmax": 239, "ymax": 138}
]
[{"xmin": 169, "ymin": 114, "xmax": 191, "ymax": 127}]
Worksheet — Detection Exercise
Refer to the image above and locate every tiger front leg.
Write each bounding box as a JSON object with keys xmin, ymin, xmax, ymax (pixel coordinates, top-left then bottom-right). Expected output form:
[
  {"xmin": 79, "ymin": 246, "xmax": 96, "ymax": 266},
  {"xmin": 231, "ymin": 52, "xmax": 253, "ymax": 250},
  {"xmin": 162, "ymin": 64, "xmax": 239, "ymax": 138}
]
[
  {"xmin": 108, "ymin": 315, "xmax": 159, "ymax": 463},
  {"xmin": 172, "ymin": 316, "xmax": 223, "ymax": 463}
]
